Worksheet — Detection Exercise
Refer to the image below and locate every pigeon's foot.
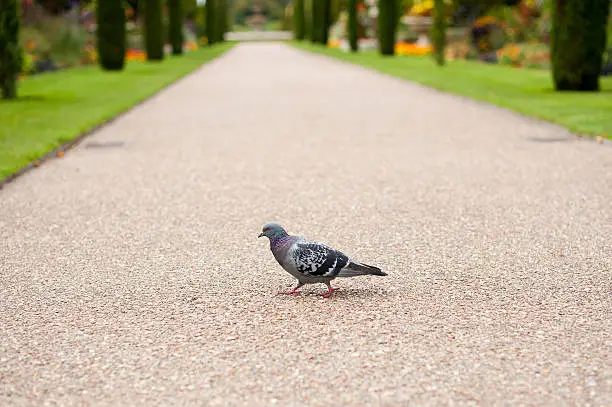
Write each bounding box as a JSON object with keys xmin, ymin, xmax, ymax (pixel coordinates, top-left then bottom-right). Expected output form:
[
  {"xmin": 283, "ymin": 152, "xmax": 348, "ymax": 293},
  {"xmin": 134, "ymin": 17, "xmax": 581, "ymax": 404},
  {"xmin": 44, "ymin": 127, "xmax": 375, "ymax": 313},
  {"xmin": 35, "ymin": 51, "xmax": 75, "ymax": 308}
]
[
  {"xmin": 279, "ymin": 283, "xmax": 304, "ymax": 295},
  {"xmin": 320, "ymin": 286, "xmax": 336, "ymax": 298}
]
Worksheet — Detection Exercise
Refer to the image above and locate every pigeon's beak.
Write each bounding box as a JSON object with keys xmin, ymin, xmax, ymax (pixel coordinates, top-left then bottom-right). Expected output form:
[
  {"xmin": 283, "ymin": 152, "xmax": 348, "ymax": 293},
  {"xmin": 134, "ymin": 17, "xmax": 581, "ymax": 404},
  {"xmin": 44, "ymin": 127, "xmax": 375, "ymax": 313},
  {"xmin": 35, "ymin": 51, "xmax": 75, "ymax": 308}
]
[{"xmin": 258, "ymin": 232, "xmax": 264, "ymax": 238}]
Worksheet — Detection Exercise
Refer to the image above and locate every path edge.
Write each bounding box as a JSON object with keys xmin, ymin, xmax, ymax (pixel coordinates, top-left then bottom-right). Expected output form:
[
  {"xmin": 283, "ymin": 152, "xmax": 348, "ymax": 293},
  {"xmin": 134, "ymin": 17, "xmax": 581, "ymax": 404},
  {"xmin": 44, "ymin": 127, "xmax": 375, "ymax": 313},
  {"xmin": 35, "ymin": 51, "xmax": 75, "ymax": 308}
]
[
  {"xmin": 0, "ymin": 44, "xmax": 236, "ymax": 191},
  {"xmin": 287, "ymin": 42, "xmax": 612, "ymax": 148}
]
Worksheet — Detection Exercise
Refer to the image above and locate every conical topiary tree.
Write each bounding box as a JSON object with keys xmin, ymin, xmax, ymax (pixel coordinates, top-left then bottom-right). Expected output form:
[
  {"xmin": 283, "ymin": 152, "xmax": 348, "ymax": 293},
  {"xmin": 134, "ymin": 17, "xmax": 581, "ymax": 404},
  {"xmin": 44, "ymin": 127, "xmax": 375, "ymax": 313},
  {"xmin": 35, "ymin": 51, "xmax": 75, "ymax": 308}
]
[
  {"xmin": 206, "ymin": 0, "xmax": 216, "ymax": 45},
  {"xmin": 431, "ymin": 0, "xmax": 445, "ymax": 65},
  {"xmin": 347, "ymin": 0, "xmax": 358, "ymax": 51},
  {"xmin": 293, "ymin": 0, "xmax": 306, "ymax": 40},
  {"xmin": 168, "ymin": 0, "xmax": 184, "ymax": 55},
  {"xmin": 0, "ymin": 0, "xmax": 21, "ymax": 99},
  {"xmin": 216, "ymin": 0, "xmax": 226, "ymax": 42},
  {"xmin": 310, "ymin": 0, "xmax": 320, "ymax": 43},
  {"xmin": 304, "ymin": 0, "xmax": 313, "ymax": 40},
  {"xmin": 321, "ymin": 0, "xmax": 331, "ymax": 45},
  {"xmin": 377, "ymin": 0, "xmax": 396, "ymax": 55},
  {"xmin": 97, "ymin": 0, "xmax": 126, "ymax": 71},
  {"xmin": 143, "ymin": 0, "xmax": 164, "ymax": 60},
  {"xmin": 551, "ymin": 0, "xmax": 610, "ymax": 91}
]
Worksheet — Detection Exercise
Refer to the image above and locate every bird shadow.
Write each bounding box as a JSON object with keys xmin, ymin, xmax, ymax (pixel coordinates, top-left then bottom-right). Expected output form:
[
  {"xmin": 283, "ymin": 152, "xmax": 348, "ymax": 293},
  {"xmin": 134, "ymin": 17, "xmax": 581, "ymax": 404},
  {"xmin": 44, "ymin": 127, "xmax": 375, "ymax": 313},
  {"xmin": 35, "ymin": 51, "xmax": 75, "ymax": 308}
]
[{"xmin": 274, "ymin": 286, "xmax": 391, "ymax": 301}]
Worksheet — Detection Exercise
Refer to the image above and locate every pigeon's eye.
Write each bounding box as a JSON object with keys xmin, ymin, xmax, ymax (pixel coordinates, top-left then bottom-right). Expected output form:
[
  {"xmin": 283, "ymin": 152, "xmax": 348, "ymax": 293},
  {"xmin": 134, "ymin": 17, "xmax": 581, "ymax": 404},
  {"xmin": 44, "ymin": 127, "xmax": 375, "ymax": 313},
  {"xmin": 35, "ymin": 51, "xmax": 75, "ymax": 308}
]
[{"xmin": 264, "ymin": 227, "xmax": 270, "ymax": 231}]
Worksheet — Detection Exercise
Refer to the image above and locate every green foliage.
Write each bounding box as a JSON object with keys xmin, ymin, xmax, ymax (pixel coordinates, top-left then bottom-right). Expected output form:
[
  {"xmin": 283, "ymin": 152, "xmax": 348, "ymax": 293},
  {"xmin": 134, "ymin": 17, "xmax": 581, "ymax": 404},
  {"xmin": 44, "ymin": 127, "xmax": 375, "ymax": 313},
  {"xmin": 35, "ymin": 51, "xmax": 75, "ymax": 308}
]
[
  {"xmin": 0, "ymin": 0, "xmax": 21, "ymax": 99},
  {"xmin": 377, "ymin": 0, "xmax": 397, "ymax": 55},
  {"xmin": 216, "ymin": 0, "xmax": 226, "ymax": 42},
  {"xmin": 97, "ymin": 0, "xmax": 127, "ymax": 71},
  {"xmin": 206, "ymin": 0, "xmax": 216, "ymax": 45},
  {"xmin": 143, "ymin": 0, "xmax": 164, "ymax": 60},
  {"xmin": 310, "ymin": 0, "xmax": 320, "ymax": 42},
  {"xmin": 309, "ymin": 0, "xmax": 330, "ymax": 44},
  {"xmin": 304, "ymin": 0, "xmax": 313, "ymax": 40},
  {"xmin": 293, "ymin": 0, "xmax": 306, "ymax": 40},
  {"xmin": 169, "ymin": 0, "xmax": 184, "ymax": 55},
  {"xmin": 551, "ymin": 0, "xmax": 610, "ymax": 91},
  {"xmin": 347, "ymin": 0, "xmax": 358, "ymax": 51},
  {"xmin": 183, "ymin": 0, "xmax": 198, "ymax": 19},
  {"xmin": 321, "ymin": 0, "xmax": 331, "ymax": 44},
  {"xmin": 232, "ymin": 0, "xmax": 285, "ymax": 25},
  {"xmin": 431, "ymin": 0, "xmax": 445, "ymax": 66}
]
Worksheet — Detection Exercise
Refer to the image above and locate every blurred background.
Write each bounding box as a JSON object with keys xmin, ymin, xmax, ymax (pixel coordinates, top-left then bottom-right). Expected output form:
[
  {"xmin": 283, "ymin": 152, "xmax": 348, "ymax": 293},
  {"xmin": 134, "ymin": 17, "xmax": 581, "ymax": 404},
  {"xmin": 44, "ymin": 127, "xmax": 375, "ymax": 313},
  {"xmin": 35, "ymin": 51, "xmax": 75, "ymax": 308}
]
[{"xmin": 14, "ymin": 0, "xmax": 611, "ymax": 77}]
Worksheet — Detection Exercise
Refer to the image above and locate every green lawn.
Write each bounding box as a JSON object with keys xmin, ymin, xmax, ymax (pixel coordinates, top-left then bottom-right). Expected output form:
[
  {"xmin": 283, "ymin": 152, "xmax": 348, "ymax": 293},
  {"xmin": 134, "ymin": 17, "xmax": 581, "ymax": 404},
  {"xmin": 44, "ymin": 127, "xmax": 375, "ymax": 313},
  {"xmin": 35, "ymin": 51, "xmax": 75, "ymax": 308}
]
[
  {"xmin": 291, "ymin": 42, "xmax": 612, "ymax": 139},
  {"xmin": 0, "ymin": 43, "xmax": 234, "ymax": 181}
]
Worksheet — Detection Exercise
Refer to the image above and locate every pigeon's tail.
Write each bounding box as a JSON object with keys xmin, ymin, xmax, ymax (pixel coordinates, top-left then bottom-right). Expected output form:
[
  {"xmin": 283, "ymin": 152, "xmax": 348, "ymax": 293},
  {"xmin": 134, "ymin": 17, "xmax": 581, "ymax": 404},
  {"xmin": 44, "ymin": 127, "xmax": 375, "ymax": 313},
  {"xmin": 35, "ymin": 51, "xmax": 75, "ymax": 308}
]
[{"xmin": 338, "ymin": 261, "xmax": 387, "ymax": 277}]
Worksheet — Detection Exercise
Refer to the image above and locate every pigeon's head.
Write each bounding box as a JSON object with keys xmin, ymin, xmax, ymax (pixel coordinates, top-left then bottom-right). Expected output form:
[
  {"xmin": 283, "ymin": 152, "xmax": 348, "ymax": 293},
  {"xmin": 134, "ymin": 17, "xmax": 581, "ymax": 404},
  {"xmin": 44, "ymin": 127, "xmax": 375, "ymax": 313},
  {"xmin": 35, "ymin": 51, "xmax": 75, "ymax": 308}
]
[{"xmin": 258, "ymin": 223, "xmax": 288, "ymax": 240}]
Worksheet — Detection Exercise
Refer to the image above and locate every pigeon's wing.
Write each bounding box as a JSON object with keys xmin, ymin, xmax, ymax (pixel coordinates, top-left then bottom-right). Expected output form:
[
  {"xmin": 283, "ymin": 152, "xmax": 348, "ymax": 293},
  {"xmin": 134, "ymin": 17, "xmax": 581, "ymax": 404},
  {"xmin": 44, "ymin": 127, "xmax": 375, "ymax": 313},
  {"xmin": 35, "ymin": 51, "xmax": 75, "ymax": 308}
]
[{"xmin": 291, "ymin": 241, "xmax": 349, "ymax": 278}]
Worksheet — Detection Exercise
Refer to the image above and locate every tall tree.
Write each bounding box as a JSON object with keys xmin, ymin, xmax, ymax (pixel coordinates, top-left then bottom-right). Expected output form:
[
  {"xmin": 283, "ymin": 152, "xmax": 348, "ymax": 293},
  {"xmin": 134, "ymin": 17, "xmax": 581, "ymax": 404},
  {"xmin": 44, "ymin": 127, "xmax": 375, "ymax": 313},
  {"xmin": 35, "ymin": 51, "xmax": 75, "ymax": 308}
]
[
  {"xmin": 347, "ymin": 0, "xmax": 358, "ymax": 51},
  {"xmin": 304, "ymin": 0, "xmax": 313, "ymax": 40},
  {"xmin": 97, "ymin": 0, "xmax": 127, "ymax": 70},
  {"xmin": 294, "ymin": 0, "xmax": 306, "ymax": 40},
  {"xmin": 377, "ymin": 0, "xmax": 396, "ymax": 55},
  {"xmin": 551, "ymin": 0, "xmax": 610, "ymax": 91},
  {"xmin": 216, "ymin": 0, "xmax": 226, "ymax": 42},
  {"xmin": 143, "ymin": 0, "xmax": 165, "ymax": 60},
  {"xmin": 206, "ymin": 0, "xmax": 217, "ymax": 45},
  {"xmin": 168, "ymin": 0, "xmax": 184, "ymax": 55},
  {"xmin": 311, "ymin": 0, "xmax": 320, "ymax": 43},
  {"xmin": 321, "ymin": 0, "xmax": 331, "ymax": 45},
  {"xmin": 431, "ymin": 0, "xmax": 446, "ymax": 65},
  {"xmin": 0, "ymin": 0, "xmax": 21, "ymax": 99}
]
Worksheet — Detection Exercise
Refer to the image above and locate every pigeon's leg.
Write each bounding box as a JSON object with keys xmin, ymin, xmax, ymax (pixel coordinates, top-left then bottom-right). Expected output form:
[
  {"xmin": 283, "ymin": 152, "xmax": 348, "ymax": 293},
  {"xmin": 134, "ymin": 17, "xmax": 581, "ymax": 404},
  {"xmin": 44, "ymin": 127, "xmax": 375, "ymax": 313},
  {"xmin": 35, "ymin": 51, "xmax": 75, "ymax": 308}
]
[
  {"xmin": 280, "ymin": 282, "xmax": 304, "ymax": 295},
  {"xmin": 321, "ymin": 282, "xmax": 336, "ymax": 298}
]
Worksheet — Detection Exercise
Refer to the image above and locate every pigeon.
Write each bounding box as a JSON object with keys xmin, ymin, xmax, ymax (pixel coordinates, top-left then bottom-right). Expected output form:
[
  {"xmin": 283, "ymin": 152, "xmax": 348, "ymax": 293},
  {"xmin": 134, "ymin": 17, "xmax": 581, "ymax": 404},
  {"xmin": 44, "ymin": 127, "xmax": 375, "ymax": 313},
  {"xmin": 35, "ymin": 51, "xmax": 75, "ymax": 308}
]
[{"xmin": 258, "ymin": 223, "xmax": 387, "ymax": 298}]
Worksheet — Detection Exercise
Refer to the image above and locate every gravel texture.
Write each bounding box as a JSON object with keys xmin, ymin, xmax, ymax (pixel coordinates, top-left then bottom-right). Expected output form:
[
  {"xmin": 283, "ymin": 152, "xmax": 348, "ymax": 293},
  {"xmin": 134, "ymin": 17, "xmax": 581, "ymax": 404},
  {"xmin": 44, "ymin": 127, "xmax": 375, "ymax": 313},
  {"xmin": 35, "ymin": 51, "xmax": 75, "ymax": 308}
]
[{"xmin": 1, "ymin": 42, "xmax": 611, "ymax": 406}]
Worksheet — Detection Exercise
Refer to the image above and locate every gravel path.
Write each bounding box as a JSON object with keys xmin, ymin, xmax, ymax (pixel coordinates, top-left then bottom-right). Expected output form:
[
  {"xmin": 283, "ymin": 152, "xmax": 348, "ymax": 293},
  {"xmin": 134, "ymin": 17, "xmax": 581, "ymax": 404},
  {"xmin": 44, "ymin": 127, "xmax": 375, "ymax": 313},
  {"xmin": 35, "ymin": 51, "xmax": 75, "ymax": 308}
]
[{"xmin": 1, "ymin": 42, "xmax": 611, "ymax": 406}]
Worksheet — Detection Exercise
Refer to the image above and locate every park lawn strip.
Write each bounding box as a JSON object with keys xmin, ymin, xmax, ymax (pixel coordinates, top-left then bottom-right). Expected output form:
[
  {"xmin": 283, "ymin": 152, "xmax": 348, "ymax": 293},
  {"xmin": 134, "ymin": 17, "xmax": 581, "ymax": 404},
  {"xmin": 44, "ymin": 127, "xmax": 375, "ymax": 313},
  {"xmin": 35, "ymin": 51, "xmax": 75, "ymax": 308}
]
[
  {"xmin": 291, "ymin": 42, "xmax": 612, "ymax": 139},
  {"xmin": 0, "ymin": 42, "xmax": 234, "ymax": 181}
]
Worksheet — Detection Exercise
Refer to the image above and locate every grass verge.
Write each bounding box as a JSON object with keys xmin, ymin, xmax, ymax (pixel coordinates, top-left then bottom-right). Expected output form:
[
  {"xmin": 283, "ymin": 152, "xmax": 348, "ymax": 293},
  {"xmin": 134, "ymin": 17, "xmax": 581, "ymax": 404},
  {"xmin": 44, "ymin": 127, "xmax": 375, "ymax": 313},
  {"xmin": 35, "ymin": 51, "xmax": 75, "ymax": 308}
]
[
  {"xmin": 0, "ymin": 42, "xmax": 234, "ymax": 181},
  {"xmin": 291, "ymin": 42, "xmax": 612, "ymax": 139}
]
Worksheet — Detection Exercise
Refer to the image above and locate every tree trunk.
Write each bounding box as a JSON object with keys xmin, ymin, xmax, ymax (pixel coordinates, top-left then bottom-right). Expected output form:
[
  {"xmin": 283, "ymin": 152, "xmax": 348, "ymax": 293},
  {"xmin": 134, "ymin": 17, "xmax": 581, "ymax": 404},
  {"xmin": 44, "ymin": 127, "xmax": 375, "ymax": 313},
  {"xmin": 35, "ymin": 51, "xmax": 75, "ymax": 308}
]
[{"xmin": 551, "ymin": 0, "xmax": 610, "ymax": 91}]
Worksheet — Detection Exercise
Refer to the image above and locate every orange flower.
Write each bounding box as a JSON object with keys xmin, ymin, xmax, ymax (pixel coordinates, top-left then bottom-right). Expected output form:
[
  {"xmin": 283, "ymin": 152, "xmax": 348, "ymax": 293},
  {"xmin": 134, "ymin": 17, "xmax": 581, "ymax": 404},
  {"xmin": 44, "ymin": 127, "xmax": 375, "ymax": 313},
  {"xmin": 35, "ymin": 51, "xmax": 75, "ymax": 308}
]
[
  {"xmin": 395, "ymin": 42, "xmax": 433, "ymax": 56},
  {"xmin": 27, "ymin": 40, "xmax": 36, "ymax": 51}
]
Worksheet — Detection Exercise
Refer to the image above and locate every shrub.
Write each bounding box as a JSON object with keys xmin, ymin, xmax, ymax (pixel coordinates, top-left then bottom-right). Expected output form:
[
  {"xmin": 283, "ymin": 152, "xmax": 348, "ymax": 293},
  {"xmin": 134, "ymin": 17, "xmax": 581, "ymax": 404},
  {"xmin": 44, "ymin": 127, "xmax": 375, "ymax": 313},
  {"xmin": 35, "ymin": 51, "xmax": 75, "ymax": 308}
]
[
  {"xmin": 206, "ymin": 0, "xmax": 216, "ymax": 45},
  {"xmin": 431, "ymin": 0, "xmax": 446, "ymax": 65},
  {"xmin": 294, "ymin": 0, "xmax": 306, "ymax": 40},
  {"xmin": 321, "ymin": 0, "xmax": 331, "ymax": 45},
  {"xmin": 551, "ymin": 0, "xmax": 610, "ymax": 91},
  {"xmin": 97, "ymin": 0, "xmax": 127, "ymax": 70},
  {"xmin": 216, "ymin": 0, "xmax": 226, "ymax": 42},
  {"xmin": 143, "ymin": 0, "xmax": 164, "ymax": 60},
  {"xmin": 347, "ymin": 0, "xmax": 358, "ymax": 51},
  {"xmin": 0, "ymin": 0, "xmax": 22, "ymax": 99},
  {"xmin": 310, "ymin": 0, "xmax": 320, "ymax": 43},
  {"xmin": 168, "ymin": 0, "xmax": 184, "ymax": 55},
  {"xmin": 378, "ymin": 0, "xmax": 397, "ymax": 55}
]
